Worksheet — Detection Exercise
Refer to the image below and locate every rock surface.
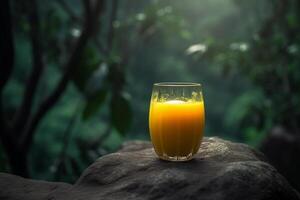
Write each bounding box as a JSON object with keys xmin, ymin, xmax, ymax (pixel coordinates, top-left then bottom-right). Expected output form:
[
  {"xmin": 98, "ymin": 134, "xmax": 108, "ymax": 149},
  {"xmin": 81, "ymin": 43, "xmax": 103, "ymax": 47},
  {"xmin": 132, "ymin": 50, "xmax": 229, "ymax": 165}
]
[
  {"xmin": 0, "ymin": 173, "xmax": 71, "ymax": 200},
  {"xmin": 1, "ymin": 137, "xmax": 299, "ymax": 200}
]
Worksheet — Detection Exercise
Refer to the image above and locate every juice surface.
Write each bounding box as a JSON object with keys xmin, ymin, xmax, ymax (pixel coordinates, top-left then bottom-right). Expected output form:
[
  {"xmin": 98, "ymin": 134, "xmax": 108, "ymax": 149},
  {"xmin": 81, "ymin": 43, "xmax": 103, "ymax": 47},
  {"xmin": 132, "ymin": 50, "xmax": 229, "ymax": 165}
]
[{"xmin": 149, "ymin": 100, "xmax": 205, "ymax": 158}]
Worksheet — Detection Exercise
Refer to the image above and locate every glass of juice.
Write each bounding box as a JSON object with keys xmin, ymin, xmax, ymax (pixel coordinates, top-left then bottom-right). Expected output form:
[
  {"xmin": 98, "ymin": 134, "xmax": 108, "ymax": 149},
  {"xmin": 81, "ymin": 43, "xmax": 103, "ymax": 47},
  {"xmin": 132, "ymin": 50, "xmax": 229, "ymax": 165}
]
[{"xmin": 149, "ymin": 82, "xmax": 205, "ymax": 161}]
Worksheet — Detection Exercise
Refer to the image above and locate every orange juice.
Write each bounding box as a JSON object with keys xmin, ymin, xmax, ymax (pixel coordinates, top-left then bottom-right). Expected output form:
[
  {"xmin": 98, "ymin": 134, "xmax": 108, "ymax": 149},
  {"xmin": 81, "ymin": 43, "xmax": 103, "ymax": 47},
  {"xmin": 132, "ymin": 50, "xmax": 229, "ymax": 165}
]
[{"xmin": 149, "ymin": 100, "xmax": 205, "ymax": 160}]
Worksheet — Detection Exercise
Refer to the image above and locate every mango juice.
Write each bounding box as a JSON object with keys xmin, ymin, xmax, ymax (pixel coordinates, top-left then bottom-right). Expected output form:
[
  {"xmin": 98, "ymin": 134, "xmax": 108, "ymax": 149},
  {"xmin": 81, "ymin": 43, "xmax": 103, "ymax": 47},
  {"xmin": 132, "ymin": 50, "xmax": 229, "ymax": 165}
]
[{"xmin": 149, "ymin": 100, "xmax": 205, "ymax": 160}]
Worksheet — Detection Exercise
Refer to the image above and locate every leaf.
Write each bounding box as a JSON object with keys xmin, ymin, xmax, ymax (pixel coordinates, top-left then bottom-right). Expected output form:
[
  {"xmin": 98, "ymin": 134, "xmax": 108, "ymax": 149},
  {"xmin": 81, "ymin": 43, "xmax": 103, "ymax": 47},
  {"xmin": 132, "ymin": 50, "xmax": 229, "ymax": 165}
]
[
  {"xmin": 71, "ymin": 44, "xmax": 101, "ymax": 92},
  {"xmin": 225, "ymin": 90, "xmax": 265, "ymax": 128},
  {"xmin": 82, "ymin": 90, "xmax": 107, "ymax": 121},
  {"xmin": 85, "ymin": 63, "xmax": 109, "ymax": 96},
  {"xmin": 110, "ymin": 92, "xmax": 132, "ymax": 135}
]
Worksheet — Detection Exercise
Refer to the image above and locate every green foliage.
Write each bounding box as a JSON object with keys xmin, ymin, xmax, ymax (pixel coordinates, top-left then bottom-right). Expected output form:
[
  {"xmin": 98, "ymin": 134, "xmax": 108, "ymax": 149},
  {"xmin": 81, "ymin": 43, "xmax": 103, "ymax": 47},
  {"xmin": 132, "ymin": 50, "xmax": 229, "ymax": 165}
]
[
  {"xmin": 71, "ymin": 45, "xmax": 102, "ymax": 92},
  {"xmin": 110, "ymin": 92, "xmax": 132, "ymax": 135},
  {"xmin": 3, "ymin": 0, "xmax": 300, "ymax": 183},
  {"xmin": 243, "ymin": 127, "xmax": 266, "ymax": 147},
  {"xmin": 225, "ymin": 90, "xmax": 265, "ymax": 130},
  {"xmin": 82, "ymin": 89, "xmax": 107, "ymax": 121},
  {"xmin": 190, "ymin": 0, "xmax": 300, "ymax": 140}
]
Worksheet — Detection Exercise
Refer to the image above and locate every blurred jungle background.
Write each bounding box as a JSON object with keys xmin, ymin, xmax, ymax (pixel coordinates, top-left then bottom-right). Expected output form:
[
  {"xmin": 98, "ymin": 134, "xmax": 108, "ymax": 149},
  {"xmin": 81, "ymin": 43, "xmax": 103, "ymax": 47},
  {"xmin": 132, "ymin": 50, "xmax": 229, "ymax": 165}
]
[{"xmin": 1, "ymin": 0, "xmax": 300, "ymax": 191}]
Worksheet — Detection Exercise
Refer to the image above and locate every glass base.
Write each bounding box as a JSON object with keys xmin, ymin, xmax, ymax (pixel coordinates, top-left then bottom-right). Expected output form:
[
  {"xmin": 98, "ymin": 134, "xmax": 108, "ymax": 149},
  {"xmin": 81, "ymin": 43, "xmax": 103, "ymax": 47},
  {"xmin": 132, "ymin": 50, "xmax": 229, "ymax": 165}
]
[{"xmin": 158, "ymin": 153, "xmax": 194, "ymax": 162}]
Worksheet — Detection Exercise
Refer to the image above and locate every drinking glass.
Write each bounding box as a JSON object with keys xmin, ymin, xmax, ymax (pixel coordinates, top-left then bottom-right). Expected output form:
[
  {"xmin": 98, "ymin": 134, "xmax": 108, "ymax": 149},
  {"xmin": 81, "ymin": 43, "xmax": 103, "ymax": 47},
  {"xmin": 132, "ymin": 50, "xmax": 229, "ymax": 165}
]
[{"xmin": 149, "ymin": 82, "xmax": 205, "ymax": 161}]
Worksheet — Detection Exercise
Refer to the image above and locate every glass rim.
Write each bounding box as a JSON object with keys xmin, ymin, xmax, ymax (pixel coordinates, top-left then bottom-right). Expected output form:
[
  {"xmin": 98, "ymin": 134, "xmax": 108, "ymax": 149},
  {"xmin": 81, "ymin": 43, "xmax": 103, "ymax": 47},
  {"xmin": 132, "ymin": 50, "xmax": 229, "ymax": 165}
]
[{"xmin": 153, "ymin": 82, "xmax": 201, "ymax": 87}]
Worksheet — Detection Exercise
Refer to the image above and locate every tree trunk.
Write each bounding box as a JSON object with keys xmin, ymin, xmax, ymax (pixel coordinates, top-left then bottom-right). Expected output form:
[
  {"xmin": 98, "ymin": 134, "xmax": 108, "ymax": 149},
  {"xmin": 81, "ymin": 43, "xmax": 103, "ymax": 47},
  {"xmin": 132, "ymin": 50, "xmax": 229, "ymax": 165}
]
[
  {"xmin": 1, "ymin": 130, "xmax": 30, "ymax": 178},
  {"xmin": 7, "ymin": 149, "xmax": 29, "ymax": 178}
]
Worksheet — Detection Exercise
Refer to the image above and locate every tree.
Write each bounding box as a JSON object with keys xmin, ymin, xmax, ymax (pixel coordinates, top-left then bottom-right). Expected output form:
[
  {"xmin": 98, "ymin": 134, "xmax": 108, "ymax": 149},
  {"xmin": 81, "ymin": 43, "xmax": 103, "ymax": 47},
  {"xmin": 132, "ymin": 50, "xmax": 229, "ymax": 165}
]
[
  {"xmin": 1, "ymin": 0, "xmax": 180, "ymax": 179},
  {"xmin": 188, "ymin": 0, "xmax": 300, "ymax": 142},
  {"xmin": 0, "ymin": 0, "xmax": 105, "ymax": 177}
]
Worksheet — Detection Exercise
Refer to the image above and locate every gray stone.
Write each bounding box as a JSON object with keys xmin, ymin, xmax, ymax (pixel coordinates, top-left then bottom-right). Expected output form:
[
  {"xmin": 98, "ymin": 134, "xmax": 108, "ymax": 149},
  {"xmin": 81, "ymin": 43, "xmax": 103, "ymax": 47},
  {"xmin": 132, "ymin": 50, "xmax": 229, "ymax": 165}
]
[
  {"xmin": 0, "ymin": 137, "xmax": 299, "ymax": 200},
  {"xmin": 0, "ymin": 173, "xmax": 71, "ymax": 200}
]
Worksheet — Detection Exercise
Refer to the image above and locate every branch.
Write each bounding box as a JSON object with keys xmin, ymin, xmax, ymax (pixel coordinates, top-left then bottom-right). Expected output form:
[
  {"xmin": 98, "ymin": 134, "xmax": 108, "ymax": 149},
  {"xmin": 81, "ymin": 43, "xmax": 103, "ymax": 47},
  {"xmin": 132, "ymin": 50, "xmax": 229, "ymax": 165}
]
[
  {"xmin": 60, "ymin": 105, "xmax": 79, "ymax": 156},
  {"xmin": 0, "ymin": 97, "xmax": 15, "ymax": 155},
  {"xmin": 106, "ymin": 0, "xmax": 118, "ymax": 54},
  {"xmin": 93, "ymin": 0, "xmax": 118, "ymax": 58},
  {"xmin": 258, "ymin": 0, "xmax": 288, "ymax": 39},
  {"xmin": 82, "ymin": 0, "xmax": 91, "ymax": 23},
  {"xmin": 0, "ymin": 0, "xmax": 14, "ymax": 91},
  {"xmin": 14, "ymin": 0, "xmax": 45, "ymax": 134},
  {"xmin": 20, "ymin": 0, "xmax": 105, "ymax": 150},
  {"xmin": 85, "ymin": 0, "xmax": 104, "ymax": 33},
  {"xmin": 54, "ymin": 104, "xmax": 79, "ymax": 180}
]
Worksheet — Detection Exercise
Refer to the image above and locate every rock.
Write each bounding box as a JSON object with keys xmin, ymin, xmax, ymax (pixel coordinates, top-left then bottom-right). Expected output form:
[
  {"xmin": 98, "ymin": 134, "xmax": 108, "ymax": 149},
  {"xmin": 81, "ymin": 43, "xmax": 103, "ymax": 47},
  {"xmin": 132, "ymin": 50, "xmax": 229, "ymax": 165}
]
[
  {"xmin": 0, "ymin": 173, "xmax": 71, "ymax": 200},
  {"xmin": 0, "ymin": 137, "xmax": 299, "ymax": 200},
  {"xmin": 119, "ymin": 140, "xmax": 153, "ymax": 152},
  {"xmin": 260, "ymin": 126, "xmax": 300, "ymax": 192}
]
